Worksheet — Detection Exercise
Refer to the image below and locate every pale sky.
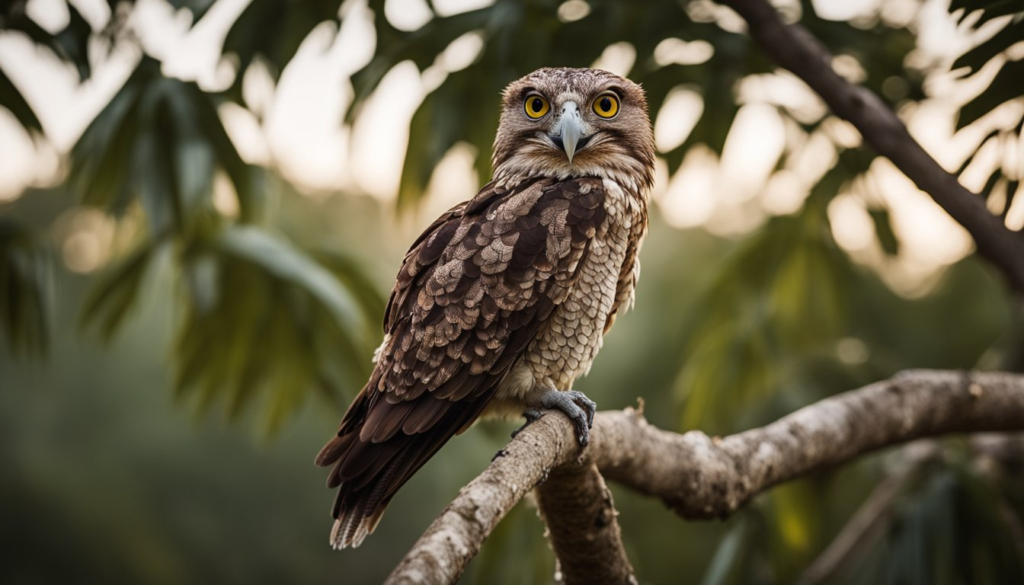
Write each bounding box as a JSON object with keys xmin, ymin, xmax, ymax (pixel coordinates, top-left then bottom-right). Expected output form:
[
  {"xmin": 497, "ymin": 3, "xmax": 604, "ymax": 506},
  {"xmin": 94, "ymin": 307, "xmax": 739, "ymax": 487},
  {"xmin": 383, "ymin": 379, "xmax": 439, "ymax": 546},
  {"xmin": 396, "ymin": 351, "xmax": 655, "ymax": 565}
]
[{"xmin": 0, "ymin": 0, "xmax": 1021, "ymax": 296}]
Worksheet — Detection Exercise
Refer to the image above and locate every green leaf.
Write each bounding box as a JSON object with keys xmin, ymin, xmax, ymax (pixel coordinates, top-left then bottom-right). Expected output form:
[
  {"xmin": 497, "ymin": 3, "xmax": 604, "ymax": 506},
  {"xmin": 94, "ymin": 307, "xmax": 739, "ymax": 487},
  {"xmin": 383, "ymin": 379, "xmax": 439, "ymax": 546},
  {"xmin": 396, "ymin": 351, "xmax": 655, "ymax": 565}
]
[
  {"xmin": 395, "ymin": 64, "xmax": 499, "ymax": 212},
  {"xmin": 311, "ymin": 249, "xmax": 387, "ymax": 333},
  {"xmin": 2, "ymin": 2, "xmax": 92, "ymax": 80},
  {"xmin": 765, "ymin": 481, "xmax": 820, "ymax": 572},
  {"xmin": 953, "ymin": 19, "xmax": 1024, "ymax": 72},
  {"xmin": 173, "ymin": 225, "xmax": 377, "ymax": 433},
  {"xmin": 0, "ymin": 219, "xmax": 52, "ymax": 357},
  {"xmin": 699, "ymin": 516, "xmax": 751, "ymax": 585},
  {"xmin": 131, "ymin": 122, "xmax": 177, "ymax": 234},
  {"xmin": 215, "ymin": 0, "xmax": 344, "ymax": 105},
  {"xmin": 958, "ymin": 58, "xmax": 1024, "ymax": 129},
  {"xmin": 216, "ymin": 226, "xmax": 367, "ymax": 333},
  {"xmin": 678, "ymin": 321, "xmax": 777, "ymax": 432},
  {"xmin": 860, "ymin": 466, "xmax": 1024, "ymax": 584},
  {"xmin": 0, "ymin": 66, "xmax": 42, "ymax": 132},
  {"xmin": 676, "ymin": 201, "xmax": 853, "ymax": 432},
  {"xmin": 949, "ymin": 0, "xmax": 1024, "ymax": 25},
  {"xmin": 53, "ymin": 4, "xmax": 93, "ymax": 80},
  {"xmin": 79, "ymin": 239, "xmax": 161, "ymax": 343},
  {"xmin": 69, "ymin": 56, "xmax": 255, "ymax": 233}
]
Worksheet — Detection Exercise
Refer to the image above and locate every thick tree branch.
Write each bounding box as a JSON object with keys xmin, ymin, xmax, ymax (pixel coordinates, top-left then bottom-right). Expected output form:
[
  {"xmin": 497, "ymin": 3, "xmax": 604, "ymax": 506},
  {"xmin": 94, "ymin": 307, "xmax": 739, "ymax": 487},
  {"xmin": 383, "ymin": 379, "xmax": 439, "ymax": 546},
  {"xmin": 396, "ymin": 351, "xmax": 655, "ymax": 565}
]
[
  {"xmin": 536, "ymin": 463, "xmax": 636, "ymax": 584},
  {"xmin": 722, "ymin": 0, "xmax": 1024, "ymax": 292},
  {"xmin": 386, "ymin": 370, "xmax": 1024, "ymax": 584}
]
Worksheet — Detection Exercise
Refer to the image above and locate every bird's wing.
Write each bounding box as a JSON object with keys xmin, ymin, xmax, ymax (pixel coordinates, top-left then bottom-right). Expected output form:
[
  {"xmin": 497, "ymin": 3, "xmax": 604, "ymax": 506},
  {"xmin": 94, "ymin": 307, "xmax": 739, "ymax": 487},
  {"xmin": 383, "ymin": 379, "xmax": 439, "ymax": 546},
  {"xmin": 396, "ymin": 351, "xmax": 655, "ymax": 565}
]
[{"xmin": 315, "ymin": 175, "xmax": 608, "ymax": 548}]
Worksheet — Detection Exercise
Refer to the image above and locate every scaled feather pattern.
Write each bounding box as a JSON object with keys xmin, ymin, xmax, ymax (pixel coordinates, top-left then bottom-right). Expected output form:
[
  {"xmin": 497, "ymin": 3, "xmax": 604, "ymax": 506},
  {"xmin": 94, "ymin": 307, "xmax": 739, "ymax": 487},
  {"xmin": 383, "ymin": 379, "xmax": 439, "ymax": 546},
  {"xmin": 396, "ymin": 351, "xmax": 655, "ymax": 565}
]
[{"xmin": 316, "ymin": 68, "xmax": 656, "ymax": 549}]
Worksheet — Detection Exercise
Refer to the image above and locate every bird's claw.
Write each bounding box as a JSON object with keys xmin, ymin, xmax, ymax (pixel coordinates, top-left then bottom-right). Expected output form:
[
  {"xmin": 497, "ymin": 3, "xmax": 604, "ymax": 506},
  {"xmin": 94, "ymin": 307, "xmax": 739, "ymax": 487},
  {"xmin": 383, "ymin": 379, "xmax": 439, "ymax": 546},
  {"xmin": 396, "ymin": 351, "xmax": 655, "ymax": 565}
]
[
  {"xmin": 512, "ymin": 408, "xmax": 545, "ymax": 438},
  {"xmin": 537, "ymin": 388, "xmax": 597, "ymax": 447},
  {"xmin": 566, "ymin": 390, "xmax": 597, "ymax": 429}
]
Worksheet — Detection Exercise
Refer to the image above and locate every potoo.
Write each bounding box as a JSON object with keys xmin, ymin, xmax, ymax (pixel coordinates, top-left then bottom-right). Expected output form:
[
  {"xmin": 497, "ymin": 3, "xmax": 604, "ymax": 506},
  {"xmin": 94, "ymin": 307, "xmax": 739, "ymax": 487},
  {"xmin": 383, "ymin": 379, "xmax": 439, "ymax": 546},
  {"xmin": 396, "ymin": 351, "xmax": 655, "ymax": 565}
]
[{"xmin": 316, "ymin": 68, "xmax": 656, "ymax": 548}]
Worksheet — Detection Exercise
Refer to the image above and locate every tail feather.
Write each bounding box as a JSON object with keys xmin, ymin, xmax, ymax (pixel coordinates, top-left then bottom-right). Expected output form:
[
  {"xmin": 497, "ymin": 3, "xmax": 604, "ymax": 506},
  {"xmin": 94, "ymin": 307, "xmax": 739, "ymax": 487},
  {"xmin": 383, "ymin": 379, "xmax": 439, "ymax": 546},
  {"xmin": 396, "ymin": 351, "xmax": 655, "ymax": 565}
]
[
  {"xmin": 315, "ymin": 432, "xmax": 355, "ymax": 468},
  {"xmin": 329, "ymin": 451, "xmax": 406, "ymax": 549},
  {"xmin": 316, "ymin": 391, "xmax": 494, "ymax": 549},
  {"xmin": 330, "ymin": 503, "xmax": 388, "ymax": 549}
]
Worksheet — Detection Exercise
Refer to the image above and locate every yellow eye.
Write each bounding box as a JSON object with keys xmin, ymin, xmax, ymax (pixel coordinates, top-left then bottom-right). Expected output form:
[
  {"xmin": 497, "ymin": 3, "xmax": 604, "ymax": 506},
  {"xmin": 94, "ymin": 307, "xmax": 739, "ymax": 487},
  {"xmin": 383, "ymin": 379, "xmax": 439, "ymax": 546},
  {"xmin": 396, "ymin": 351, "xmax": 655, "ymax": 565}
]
[
  {"xmin": 592, "ymin": 93, "xmax": 619, "ymax": 118},
  {"xmin": 524, "ymin": 94, "xmax": 550, "ymax": 119}
]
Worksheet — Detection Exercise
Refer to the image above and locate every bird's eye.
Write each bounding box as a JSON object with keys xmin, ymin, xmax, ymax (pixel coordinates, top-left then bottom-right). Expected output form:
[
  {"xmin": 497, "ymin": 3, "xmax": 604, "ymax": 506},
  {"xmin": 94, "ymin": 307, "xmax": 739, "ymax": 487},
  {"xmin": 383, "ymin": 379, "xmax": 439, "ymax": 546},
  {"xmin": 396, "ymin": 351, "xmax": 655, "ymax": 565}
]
[
  {"xmin": 592, "ymin": 92, "xmax": 619, "ymax": 118},
  {"xmin": 524, "ymin": 94, "xmax": 550, "ymax": 119}
]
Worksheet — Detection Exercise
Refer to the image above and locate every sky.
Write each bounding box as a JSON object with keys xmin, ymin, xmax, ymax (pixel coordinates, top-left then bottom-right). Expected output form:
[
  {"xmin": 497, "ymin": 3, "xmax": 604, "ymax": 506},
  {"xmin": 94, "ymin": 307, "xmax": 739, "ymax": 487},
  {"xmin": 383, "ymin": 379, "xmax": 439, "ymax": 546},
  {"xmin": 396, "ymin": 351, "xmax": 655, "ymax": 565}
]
[{"xmin": 0, "ymin": 0, "xmax": 1021, "ymax": 297}]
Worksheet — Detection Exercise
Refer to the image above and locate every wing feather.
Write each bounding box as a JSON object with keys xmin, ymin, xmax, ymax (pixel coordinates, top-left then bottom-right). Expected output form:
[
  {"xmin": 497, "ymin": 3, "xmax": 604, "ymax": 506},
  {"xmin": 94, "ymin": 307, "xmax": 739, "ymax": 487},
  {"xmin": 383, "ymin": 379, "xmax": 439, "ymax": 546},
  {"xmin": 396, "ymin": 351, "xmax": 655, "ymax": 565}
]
[{"xmin": 316, "ymin": 176, "xmax": 608, "ymax": 548}]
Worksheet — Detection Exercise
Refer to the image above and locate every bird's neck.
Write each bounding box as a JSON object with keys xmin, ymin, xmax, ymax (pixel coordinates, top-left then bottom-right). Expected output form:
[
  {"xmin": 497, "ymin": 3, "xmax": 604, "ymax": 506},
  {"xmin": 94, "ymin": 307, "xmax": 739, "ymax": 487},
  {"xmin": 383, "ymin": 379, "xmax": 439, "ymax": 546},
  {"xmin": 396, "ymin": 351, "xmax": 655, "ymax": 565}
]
[{"xmin": 492, "ymin": 158, "xmax": 653, "ymax": 202}]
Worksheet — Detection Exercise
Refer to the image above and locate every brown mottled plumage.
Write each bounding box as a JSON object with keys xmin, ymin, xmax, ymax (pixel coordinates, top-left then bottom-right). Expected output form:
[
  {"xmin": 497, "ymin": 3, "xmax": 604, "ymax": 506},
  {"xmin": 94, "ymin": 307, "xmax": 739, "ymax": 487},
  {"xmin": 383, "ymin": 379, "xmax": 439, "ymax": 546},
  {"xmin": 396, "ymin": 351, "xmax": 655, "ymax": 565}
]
[{"xmin": 316, "ymin": 68, "xmax": 656, "ymax": 549}]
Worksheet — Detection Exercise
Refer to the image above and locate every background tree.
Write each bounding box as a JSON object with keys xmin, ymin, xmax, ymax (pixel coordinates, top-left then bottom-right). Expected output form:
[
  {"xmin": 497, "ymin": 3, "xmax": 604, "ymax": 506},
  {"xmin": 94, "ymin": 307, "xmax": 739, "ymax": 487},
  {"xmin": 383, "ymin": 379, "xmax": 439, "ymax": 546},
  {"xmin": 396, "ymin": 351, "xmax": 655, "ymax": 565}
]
[{"xmin": 1, "ymin": 0, "xmax": 1023, "ymax": 583}]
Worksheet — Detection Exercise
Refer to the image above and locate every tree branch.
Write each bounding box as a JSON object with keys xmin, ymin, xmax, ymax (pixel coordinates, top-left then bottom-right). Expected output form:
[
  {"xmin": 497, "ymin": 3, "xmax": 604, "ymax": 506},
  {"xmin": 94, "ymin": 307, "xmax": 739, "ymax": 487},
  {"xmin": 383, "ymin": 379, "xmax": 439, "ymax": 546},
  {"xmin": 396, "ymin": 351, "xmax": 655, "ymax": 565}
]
[
  {"xmin": 536, "ymin": 462, "xmax": 636, "ymax": 584},
  {"xmin": 386, "ymin": 370, "xmax": 1024, "ymax": 584},
  {"xmin": 722, "ymin": 0, "xmax": 1024, "ymax": 292}
]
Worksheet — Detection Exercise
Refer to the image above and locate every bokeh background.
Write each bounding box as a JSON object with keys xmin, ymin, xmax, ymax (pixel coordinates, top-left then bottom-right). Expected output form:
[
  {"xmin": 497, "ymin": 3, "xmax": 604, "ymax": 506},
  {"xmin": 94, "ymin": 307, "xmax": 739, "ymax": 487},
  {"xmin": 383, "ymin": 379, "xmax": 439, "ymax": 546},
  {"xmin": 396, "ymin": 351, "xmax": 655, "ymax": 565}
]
[{"xmin": 2, "ymin": 0, "xmax": 1024, "ymax": 583}]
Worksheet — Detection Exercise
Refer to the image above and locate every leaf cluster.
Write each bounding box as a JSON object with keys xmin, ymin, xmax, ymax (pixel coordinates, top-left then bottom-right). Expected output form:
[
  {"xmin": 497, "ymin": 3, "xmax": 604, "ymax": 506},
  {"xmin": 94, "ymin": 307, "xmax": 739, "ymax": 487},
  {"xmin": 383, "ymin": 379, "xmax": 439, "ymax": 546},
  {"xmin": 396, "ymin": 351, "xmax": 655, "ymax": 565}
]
[{"xmin": 950, "ymin": 0, "xmax": 1024, "ymax": 217}]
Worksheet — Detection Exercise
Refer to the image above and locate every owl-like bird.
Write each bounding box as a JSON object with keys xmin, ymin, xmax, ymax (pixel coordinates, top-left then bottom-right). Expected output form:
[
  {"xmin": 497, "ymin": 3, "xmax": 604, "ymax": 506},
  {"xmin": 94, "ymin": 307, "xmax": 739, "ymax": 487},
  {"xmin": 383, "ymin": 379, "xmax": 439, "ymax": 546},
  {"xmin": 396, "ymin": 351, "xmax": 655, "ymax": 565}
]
[{"xmin": 316, "ymin": 67, "xmax": 656, "ymax": 549}]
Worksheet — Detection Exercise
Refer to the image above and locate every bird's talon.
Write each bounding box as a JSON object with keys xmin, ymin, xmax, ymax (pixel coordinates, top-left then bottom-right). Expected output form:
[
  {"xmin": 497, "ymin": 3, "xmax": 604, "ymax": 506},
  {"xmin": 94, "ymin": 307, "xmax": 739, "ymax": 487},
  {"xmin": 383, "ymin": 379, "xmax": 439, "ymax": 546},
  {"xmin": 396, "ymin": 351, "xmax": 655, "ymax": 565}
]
[
  {"xmin": 577, "ymin": 425, "xmax": 590, "ymax": 447},
  {"xmin": 567, "ymin": 390, "xmax": 597, "ymax": 429},
  {"xmin": 512, "ymin": 409, "xmax": 545, "ymax": 438},
  {"xmin": 534, "ymin": 388, "xmax": 597, "ymax": 448}
]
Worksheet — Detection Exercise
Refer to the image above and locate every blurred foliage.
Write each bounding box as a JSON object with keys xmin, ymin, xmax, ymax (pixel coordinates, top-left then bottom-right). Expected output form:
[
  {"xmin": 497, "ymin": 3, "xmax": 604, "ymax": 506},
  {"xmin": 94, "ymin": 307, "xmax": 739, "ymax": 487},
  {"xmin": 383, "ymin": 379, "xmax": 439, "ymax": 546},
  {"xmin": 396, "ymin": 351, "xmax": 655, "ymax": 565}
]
[
  {"xmin": 65, "ymin": 51, "xmax": 378, "ymax": 426},
  {"xmin": 696, "ymin": 482, "xmax": 827, "ymax": 584},
  {"xmin": 173, "ymin": 225, "xmax": 376, "ymax": 433},
  {"xmin": 0, "ymin": 0, "xmax": 931, "ymax": 427},
  {"xmin": 467, "ymin": 501, "xmax": 556, "ymax": 584},
  {"xmin": 864, "ymin": 467, "xmax": 1024, "ymax": 585},
  {"xmin": 340, "ymin": 0, "xmax": 922, "ymax": 209},
  {"xmin": 950, "ymin": 0, "xmax": 1024, "ymax": 214},
  {"xmin": 1, "ymin": 0, "xmax": 1023, "ymax": 583},
  {"xmin": 0, "ymin": 218, "xmax": 51, "ymax": 356},
  {"xmin": 840, "ymin": 453, "xmax": 1024, "ymax": 585},
  {"xmin": 79, "ymin": 232, "xmax": 160, "ymax": 342},
  {"xmin": 0, "ymin": 0, "xmax": 92, "ymax": 80},
  {"xmin": 0, "ymin": 64, "xmax": 42, "ymax": 131},
  {"xmin": 220, "ymin": 0, "xmax": 342, "ymax": 104},
  {"xmin": 696, "ymin": 454, "xmax": 1024, "ymax": 585},
  {"xmin": 70, "ymin": 55, "xmax": 264, "ymax": 229},
  {"xmin": 675, "ymin": 148, "xmax": 869, "ymax": 433}
]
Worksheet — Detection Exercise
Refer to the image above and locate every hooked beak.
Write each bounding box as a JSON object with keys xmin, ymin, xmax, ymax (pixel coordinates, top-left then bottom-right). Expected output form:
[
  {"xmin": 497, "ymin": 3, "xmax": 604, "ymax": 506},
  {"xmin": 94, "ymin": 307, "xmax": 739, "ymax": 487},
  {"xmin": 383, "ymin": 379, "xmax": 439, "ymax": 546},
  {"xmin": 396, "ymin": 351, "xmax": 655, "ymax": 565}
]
[{"xmin": 551, "ymin": 101, "xmax": 587, "ymax": 163}]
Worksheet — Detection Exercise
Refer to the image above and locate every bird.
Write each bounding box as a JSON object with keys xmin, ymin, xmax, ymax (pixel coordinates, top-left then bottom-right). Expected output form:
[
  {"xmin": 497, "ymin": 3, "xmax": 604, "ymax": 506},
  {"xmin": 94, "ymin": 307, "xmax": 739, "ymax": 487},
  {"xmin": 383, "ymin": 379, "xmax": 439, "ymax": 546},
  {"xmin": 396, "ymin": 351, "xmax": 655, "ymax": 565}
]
[{"xmin": 315, "ymin": 67, "xmax": 656, "ymax": 549}]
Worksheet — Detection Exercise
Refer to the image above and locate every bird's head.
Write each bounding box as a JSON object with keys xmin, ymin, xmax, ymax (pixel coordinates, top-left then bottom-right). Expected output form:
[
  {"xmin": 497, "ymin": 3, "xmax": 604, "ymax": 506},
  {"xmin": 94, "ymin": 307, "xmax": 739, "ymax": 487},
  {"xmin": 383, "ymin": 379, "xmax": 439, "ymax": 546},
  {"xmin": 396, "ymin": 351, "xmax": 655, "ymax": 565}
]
[{"xmin": 492, "ymin": 68, "xmax": 656, "ymax": 195}]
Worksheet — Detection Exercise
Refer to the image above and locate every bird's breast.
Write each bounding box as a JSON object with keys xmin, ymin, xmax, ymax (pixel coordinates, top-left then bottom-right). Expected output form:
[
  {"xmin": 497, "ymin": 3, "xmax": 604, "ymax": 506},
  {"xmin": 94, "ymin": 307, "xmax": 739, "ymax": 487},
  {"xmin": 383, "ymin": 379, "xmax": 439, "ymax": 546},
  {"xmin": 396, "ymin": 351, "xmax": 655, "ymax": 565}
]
[{"xmin": 504, "ymin": 178, "xmax": 644, "ymax": 400}]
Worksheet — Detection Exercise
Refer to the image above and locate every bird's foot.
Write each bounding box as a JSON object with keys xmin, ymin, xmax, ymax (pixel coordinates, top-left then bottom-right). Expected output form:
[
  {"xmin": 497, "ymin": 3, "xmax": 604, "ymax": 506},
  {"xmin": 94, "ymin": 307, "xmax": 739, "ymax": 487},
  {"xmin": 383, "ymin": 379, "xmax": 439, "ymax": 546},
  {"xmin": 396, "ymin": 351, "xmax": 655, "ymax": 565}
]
[
  {"xmin": 511, "ymin": 408, "xmax": 544, "ymax": 439},
  {"xmin": 537, "ymin": 389, "xmax": 597, "ymax": 447}
]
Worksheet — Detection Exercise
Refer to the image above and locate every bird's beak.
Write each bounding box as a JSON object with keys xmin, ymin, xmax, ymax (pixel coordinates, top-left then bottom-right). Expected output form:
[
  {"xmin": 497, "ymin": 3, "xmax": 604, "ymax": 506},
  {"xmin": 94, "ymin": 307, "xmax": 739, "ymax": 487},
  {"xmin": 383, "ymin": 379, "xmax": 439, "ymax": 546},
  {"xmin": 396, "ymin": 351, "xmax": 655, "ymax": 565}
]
[{"xmin": 555, "ymin": 101, "xmax": 584, "ymax": 163}]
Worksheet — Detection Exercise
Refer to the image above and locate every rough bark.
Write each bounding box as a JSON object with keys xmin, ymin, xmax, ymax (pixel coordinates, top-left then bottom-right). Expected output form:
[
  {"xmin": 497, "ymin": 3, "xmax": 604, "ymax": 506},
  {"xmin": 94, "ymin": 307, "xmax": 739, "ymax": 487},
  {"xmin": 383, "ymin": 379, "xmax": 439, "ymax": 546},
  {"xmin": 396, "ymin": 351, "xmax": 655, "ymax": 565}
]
[
  {"xmin": 384, "ymin": 409, "xmax": 573, "ymax": 585},
  {"xmin": 722, "ymin": 0, "xmax": 1024, "ymax": 292},
  {"xmin": 536, "ymin": 463, "xmax": 636, "ymax": 585},
  {"xmin": 386, "ymin": 370, "xmax": 1024, "ymax": 584}
]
